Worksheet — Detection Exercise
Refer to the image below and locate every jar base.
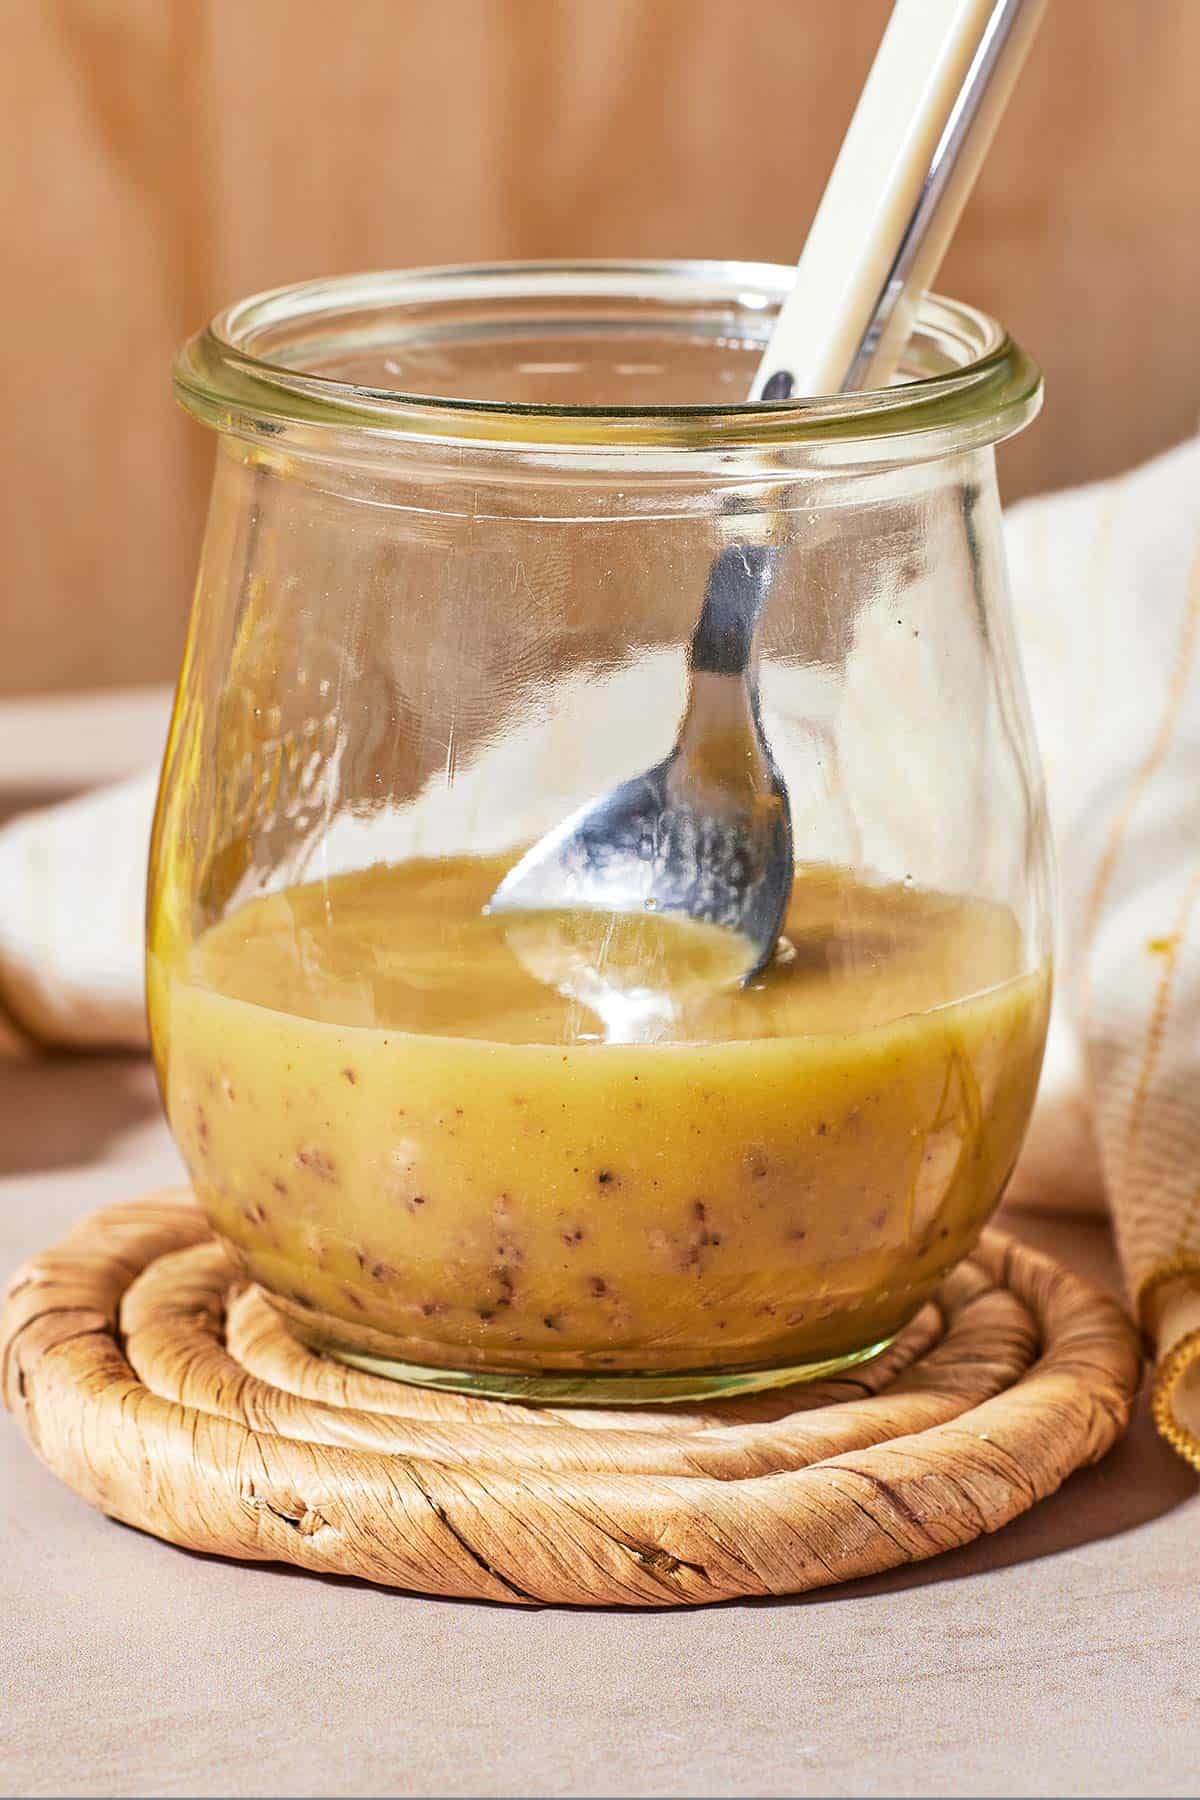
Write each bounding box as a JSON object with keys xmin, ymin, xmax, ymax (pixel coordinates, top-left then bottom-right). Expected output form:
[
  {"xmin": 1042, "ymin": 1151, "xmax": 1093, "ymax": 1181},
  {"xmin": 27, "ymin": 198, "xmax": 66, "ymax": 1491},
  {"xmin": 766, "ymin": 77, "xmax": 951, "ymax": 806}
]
[{"xmin": 324, "ymin": 1335, "xmax": 897, "ymax": 1406}]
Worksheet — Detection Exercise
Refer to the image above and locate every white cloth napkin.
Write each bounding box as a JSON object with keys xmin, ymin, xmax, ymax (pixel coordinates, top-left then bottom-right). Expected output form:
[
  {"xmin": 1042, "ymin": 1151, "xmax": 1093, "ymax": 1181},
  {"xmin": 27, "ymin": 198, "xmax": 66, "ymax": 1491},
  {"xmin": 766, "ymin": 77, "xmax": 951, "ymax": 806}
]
[
  {"xmin": 3, "ymin": 437, "xmax": 1198, "ymax": 1458},
  {"xmin": 0, "ymin": 771, "xmax": 156, "ymax": 1053}
]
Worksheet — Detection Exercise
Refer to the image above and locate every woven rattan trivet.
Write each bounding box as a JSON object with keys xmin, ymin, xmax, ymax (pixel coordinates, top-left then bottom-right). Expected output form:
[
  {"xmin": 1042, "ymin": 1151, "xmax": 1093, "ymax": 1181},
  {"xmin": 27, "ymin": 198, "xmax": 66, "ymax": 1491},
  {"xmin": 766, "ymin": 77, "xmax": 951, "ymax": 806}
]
[{"xmin": 1, "ymin": 1191, "xmax": 1142, "ymax": 1608}]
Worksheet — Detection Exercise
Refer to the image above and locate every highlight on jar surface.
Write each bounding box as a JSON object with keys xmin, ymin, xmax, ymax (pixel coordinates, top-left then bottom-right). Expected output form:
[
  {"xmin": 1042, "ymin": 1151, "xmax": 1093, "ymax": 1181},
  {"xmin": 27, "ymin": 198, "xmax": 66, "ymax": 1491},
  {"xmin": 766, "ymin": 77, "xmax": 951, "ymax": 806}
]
[{"xmin": 150, "ymin": 262, "xmax": 1053, "ymax": 1402}]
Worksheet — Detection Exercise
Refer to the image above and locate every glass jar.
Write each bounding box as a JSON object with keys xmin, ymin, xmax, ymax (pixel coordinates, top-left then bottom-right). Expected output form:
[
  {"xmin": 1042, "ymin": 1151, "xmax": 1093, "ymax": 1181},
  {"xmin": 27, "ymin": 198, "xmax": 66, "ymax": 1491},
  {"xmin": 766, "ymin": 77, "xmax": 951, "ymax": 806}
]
[{"xmin": 150, "ymin": 261, "xmax": 1052, "ymax": 1404}]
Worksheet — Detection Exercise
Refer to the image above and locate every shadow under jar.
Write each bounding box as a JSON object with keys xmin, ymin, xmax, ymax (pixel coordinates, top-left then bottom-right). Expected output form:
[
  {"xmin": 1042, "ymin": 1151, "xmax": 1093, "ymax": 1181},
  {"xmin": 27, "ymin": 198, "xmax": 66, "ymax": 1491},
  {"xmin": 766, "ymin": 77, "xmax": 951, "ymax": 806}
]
[{"xmin": 150, "ymin": 260, "xmax": 1053, "ymax": 1404}]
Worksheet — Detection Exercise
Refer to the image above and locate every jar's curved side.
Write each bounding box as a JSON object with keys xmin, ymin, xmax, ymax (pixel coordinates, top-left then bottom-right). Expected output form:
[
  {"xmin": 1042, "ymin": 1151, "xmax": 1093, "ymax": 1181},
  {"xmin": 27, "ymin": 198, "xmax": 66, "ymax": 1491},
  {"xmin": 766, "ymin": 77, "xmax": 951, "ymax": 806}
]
[
  {"xmin": 962, "ymin": 450, "xmax": 1057, "ymax": 972},
  {"xmin": 147, "ymin": 447, "xmax": 275, "ymax": 1092},
  {"xmin": 146, "ymin": 545, "xmax": 211, "ymax": 1094}
]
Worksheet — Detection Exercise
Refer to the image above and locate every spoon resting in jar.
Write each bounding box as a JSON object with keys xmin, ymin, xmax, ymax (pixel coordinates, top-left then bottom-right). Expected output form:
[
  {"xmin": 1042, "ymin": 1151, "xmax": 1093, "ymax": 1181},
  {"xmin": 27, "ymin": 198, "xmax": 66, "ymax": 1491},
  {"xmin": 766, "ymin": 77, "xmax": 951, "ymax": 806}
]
[{"xmin": 488, "ymin": 0, "xmax": 1047, "ymax": 984}]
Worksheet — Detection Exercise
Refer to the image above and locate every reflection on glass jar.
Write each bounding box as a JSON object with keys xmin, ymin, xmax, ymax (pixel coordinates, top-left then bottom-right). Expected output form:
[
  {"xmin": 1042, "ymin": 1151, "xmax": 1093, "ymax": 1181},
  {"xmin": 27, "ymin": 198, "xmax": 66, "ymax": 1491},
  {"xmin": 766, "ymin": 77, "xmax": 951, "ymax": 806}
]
[{"xmin": 150, "ymin": 262, "xmax": 1052, "ymax": 1402}]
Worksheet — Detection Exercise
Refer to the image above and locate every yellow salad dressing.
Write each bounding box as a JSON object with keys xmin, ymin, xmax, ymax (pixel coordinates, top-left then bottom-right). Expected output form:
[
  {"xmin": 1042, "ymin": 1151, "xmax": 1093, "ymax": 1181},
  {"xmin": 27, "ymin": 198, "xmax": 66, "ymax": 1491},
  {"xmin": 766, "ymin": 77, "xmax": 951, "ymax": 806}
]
[{"xmin": 151, "ymin": 854, "xmax": 1049, "ymax": 1377}]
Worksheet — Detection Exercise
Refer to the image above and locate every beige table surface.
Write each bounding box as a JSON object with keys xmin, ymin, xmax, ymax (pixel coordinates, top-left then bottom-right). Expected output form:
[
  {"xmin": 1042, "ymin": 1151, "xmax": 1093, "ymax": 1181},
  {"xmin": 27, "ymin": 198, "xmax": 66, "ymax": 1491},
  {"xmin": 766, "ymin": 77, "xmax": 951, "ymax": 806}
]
[{"xmin": 1, "ymin": 690, "xmax": 1197, "ymax": 1800}]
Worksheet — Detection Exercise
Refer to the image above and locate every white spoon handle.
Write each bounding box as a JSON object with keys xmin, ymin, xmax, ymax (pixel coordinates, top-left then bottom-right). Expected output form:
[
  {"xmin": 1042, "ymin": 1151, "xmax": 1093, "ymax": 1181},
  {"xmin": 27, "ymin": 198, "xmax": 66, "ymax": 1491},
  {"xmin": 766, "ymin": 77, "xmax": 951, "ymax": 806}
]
[{"xmin": 752, "ymin": 0, "xmax": 1048, "ymax": 402}]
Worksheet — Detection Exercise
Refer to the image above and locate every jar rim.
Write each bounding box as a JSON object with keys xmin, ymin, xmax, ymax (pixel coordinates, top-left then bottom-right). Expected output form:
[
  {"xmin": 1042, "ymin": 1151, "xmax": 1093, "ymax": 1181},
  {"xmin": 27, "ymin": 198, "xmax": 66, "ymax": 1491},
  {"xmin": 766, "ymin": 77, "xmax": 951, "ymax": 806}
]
[{"xmin": 174, "ymin": 259, "xmax": 1042, "ymax": 454}]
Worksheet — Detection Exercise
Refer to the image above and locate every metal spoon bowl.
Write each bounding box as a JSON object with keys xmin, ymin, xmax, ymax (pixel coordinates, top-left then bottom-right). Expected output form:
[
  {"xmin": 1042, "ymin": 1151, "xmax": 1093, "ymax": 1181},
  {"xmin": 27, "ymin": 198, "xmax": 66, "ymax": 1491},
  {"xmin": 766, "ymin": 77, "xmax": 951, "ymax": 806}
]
[{"xmin": 488, "ymin": 543, "xmax": 789, "ymax": 982}]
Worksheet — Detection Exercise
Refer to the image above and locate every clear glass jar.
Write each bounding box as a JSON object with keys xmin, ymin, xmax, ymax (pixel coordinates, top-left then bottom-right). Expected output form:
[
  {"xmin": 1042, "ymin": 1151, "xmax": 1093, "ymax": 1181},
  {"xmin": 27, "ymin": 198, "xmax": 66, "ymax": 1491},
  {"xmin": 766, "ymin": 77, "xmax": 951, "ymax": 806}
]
[{"xmin": 150, "ymin": 261, "xmax": 1052, "ymax": 1403}]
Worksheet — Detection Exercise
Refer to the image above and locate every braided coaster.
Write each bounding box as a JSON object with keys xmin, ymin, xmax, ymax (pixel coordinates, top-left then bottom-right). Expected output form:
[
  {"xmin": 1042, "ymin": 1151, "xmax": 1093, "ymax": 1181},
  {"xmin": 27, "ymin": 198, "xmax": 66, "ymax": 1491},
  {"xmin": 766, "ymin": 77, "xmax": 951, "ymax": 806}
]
[{"xmin": 1, "ymin": 1191, "xmax": 1141, "ymax": 1608}]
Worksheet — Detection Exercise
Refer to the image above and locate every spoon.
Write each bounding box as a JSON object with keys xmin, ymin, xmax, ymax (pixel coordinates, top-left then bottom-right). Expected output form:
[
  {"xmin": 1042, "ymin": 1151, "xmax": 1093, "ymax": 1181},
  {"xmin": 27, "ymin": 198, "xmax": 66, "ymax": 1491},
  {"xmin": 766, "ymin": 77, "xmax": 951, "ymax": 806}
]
[{"xmin": 489, "ymin": 0, "xmax": 1047, "ymax": 981}]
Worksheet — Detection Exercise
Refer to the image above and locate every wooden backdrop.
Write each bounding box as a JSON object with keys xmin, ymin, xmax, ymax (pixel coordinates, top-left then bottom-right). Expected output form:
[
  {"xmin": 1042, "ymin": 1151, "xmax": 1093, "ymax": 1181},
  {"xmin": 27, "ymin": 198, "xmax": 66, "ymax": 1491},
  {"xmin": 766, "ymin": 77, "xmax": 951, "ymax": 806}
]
[{"xmin": 4, "ymin": 0, "xmax": 1199, "ymax": 697}]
